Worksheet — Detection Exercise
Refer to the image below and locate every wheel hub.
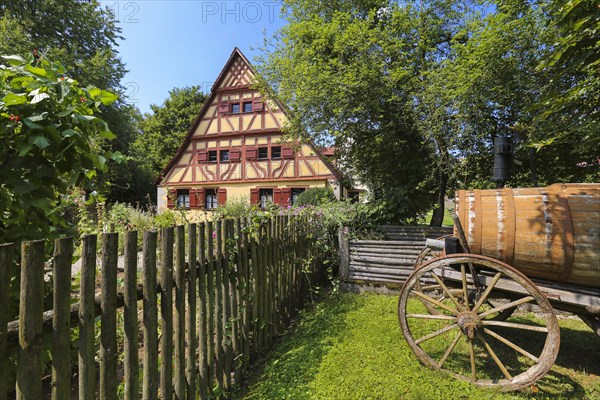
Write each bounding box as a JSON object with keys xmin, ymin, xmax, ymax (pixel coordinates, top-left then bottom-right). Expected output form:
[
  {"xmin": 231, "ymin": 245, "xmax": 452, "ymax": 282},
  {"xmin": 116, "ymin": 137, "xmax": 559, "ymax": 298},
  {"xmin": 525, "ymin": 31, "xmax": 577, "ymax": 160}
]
[{"xmin": 457, "ymin": 311, "xmax": 482, "ymax": 340}]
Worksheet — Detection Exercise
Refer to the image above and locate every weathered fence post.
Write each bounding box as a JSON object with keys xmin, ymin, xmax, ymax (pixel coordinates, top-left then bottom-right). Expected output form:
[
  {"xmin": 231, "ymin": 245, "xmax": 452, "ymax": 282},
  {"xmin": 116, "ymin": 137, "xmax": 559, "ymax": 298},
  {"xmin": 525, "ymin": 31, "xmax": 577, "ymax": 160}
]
[
  {"xmin": 0, "ymin": 243, "xmax": 13, "ymax": 400},
  {"xmin": 174, "ymin": 225, "xmax": 186, "ymax": 400},
  {"xmin": 186, "ymin": 223, "xmax": 197, "ymax": 400},
  {"xmin": 338, "ymin": 227, "xmax": 350, "ymax": 281},
  {"xmin": 123, "ymin": 231, "xmax": 138, "ymax": 400},
  {"xmin": 52, "ymin": 238, "xmax": 74, "ymax": 400},
  {"xmin": 206, "ymin": 221, "xmax": 215, "ymax": 391},
  {"xmin": 16, "ymin": 240, "xmax": 45, "ymax": 400},
  {"xmin": 79, "ymin": 235, "xmax": 97, "ymax": 400},
  {"xmin": 197, "ymin": 222, "xmax": 208, "ymax": 399},
  {"xmin": 100, "ymin": 232, "xmax": 118, "ymax": 400},
  {"xmin": 143, "ymin": 230, "xmax": 158, "ymax": 400},
  {"xmin": 160, "ymin": 227, "xmax": 174, "ymax": 400}
]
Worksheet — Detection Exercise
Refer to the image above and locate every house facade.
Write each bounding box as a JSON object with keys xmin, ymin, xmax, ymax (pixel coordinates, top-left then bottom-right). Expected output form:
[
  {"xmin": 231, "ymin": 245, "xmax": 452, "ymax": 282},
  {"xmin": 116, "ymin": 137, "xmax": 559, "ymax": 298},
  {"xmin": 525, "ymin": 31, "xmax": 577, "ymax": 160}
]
[{"xmin": 156, "ymin": 48, "xmax": 346, "ymax": 212}]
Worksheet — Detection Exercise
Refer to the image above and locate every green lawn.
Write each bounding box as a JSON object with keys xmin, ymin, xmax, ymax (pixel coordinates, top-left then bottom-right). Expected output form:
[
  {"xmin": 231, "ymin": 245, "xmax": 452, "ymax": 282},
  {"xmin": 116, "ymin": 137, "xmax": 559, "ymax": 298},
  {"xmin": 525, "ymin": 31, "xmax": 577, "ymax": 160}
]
[{"xmin": 237, "ymin": 293, "xmax": 600, "ymax": 400}]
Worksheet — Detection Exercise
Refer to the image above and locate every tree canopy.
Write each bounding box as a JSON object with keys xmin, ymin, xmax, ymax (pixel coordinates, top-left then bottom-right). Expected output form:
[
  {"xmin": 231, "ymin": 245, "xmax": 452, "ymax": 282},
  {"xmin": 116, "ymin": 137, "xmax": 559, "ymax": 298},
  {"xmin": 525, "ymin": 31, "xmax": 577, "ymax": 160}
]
[{"xmin": 257, "ymin": 0, "xmax": 599, "ymax": 224}]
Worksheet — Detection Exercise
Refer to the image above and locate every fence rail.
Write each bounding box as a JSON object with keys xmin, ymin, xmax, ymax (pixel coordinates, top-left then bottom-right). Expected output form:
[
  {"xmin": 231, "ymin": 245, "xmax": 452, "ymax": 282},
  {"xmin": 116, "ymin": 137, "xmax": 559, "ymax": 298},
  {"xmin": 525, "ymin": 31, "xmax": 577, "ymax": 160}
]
[
  {"xmin": 0, "ymin": 216, "xmax": 321, "ymax": 400},
  {"xmin": 339, "ymin": 225, "xmax": 453, "ymax": 286}
]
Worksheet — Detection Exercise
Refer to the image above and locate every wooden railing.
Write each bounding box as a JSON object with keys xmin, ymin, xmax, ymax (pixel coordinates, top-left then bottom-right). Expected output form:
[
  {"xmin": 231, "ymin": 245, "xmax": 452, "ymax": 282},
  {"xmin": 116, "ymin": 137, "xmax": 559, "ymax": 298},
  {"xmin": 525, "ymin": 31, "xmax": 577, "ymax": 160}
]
[
  {"xmin": 339, "ymin": 226, "xmax": 453, "ymax": 286},
  {"xmin": 0, "ymin": 216, "xmax": 322, "ymax": 400}
]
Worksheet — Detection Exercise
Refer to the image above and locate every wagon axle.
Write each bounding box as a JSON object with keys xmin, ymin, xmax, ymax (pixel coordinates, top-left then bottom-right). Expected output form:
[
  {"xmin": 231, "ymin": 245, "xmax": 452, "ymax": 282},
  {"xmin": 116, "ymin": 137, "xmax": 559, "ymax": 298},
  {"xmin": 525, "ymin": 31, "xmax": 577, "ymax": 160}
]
[{"xmin": 456, "ymin": 311, "xmax": 482, "ymax": 340}]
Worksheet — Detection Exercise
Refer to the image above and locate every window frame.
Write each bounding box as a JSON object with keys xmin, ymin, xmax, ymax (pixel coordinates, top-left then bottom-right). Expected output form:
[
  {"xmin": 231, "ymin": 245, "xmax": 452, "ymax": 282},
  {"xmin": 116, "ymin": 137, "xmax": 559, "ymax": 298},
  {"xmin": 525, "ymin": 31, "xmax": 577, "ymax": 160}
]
[
  {"xmin": 290, "ymin": 187, "xmax": 306, "ymax": 206},
  {"xmin": 220, "ymin": 149, "xmax": 230, "ymax": 162},
  {"xmin": 208, "ymin": 150, "xmax": 218, "ymax": 162},
  {"xmin": 230, "ymin": 103, "xmax": 241, "ymax": 114},
  {"xmin": 243, "ymin": 101, "xmax": 253, "ymax": 113},
  {"xmin": 271, "ymin": 146, "xmax": 282, "ymax": 159},
  {"xmin": 176, "ymin": 189, "xmax": 190, "ymax": 209},
  {"xmin": 257, "ymin": 147, "xmax": 269, "ymax": 160},
  {"xmin": 205, "ymin": 188, "xmax": 218, "ymax": 209},
  {"xmin": 259, "ymin": 188, "xmax": 274, "ymax": 209}
]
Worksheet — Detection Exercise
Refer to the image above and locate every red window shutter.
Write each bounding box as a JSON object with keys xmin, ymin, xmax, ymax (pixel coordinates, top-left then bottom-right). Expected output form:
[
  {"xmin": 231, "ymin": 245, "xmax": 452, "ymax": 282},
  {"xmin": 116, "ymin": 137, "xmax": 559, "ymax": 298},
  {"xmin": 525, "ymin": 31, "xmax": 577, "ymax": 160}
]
[
  {"xmin": 197, "ymin": 188, "xmax": 205, "ymax": 209},
  {"xmin": 167, "ymin": 188, "xmax": 176, "ymax": 209},
  {"xmin": 217, "ymin": 188, "xmax": 227, "ymax": 206},
  {"xmin": 198, "ymin": 150, "xmax": 208, "ymax": 162},
  {"xmin": 189, "ymin": 188, "xmax": 197, "ymax": 208},
  {"xmin": 246, "ymin": 147, "xmax": 257, "ymax": 159},
  {"xmin": 218, "ymin": 103, "xmax": 229, "ymax": 114},
  {"xmin": 230, "ymin": 148, "xmax": 241, "ymax": 161},
  {"xmin": 252, "ymin": 98, "xmax": 264, "ymax": 111},
  {"xmin": 281, "ymin": 188, "xmax": 291, "ymax": 206},
  {"xmin": 274, "ymin": 188, "xmax": 283, "ymax": 206},
  {"xmin": 281, "ymin": 146, "xmax": 294, "ymax": 159},
  {"xmin": 250, "ymin": 188, "xmax": 259, "ymax": 204}
]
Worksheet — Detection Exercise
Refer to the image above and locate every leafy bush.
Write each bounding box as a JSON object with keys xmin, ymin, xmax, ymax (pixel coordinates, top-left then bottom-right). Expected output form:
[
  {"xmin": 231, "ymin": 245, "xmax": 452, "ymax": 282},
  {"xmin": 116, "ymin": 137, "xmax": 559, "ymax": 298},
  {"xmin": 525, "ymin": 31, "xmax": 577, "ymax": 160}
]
[{"xmin": 294, "ymin": 187, "xmax": 336, "ymax": 206}]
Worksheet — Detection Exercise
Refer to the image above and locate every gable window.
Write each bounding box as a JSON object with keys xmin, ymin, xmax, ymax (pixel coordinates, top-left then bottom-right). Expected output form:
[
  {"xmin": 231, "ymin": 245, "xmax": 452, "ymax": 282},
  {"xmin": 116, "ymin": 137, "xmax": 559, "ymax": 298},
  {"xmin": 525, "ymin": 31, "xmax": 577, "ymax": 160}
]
[
  {"xmin": 258, "ymin": 147, "xmax": 269, "ymax": 159},
  {"xmin": 231, "ymin": 103, "xmax": 240, "ymax": 114},
  {"xmin": 220, "ymin": 150, "xmax": 230, "ymax": 162},
  {"xmin": 291, "ymin": 188, "xmax": 305, "ymax": 205},
  {"xmin": 176, "ymin": 189, "xmax": 190, "ymax": 208},
  {"xmin": 243, "ymin": 102, "xmax": 253, "ymax": 113},
  {"xmin": 208, "ymin": 150, "xmax": 217, "ymax": 162},
  {"xmin": 259, "ymin": 188, "xmax": 273, "ymax": 209},
  {"xmin": 205, "ymin": 188, "xmax": 218, "ymax": 209},
  {"xmin": 271, "ymin": 146, "xmax": 281, "ymax": 159}
]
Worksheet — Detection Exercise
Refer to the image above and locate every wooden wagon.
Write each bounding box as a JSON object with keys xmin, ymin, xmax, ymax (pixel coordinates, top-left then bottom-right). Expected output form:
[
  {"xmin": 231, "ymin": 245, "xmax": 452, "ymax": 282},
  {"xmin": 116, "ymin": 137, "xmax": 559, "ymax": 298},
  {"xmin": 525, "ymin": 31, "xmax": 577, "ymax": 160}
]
[{"xmin": 397, "ymin": 183, "xmax": 600, "ymax": 391}]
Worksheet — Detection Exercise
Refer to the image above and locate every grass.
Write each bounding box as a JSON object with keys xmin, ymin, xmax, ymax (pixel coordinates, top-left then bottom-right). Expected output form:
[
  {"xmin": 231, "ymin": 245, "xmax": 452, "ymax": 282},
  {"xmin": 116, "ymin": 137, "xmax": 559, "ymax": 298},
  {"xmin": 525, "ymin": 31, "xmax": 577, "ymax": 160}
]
[
  {"xmin": 418, "ymin": 209, "xmax": 454, "ymax": 226},
  {"xmin": 237, "ymin": 293, "xmax": 600, "ymax": 400}
]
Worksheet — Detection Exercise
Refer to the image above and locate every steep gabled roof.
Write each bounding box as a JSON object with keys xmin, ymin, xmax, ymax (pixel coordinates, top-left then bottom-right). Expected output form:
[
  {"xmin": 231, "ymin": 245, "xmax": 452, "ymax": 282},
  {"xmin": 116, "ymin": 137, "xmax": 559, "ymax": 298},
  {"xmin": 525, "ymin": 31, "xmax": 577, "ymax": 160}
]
[{"xmin": 155, "ymin": 47, "xmax": 342, "ymax": 185}]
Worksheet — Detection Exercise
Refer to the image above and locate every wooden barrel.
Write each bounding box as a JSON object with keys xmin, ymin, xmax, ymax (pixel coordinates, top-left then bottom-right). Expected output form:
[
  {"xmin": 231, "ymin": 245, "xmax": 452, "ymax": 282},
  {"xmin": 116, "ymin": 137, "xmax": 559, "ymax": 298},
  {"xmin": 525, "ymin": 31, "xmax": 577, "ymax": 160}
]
[{"xmin": 455, "ymin": 183, "xmax": 600, "ymax": 288}]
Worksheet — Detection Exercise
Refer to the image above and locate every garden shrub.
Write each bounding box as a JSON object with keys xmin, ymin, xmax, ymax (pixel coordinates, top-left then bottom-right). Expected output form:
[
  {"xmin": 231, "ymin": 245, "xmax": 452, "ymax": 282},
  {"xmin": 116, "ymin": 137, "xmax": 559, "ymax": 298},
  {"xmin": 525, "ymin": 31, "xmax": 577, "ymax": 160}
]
[{"xmin": 294, "ymin": 187, "xmax": 336, "ymax": 206}]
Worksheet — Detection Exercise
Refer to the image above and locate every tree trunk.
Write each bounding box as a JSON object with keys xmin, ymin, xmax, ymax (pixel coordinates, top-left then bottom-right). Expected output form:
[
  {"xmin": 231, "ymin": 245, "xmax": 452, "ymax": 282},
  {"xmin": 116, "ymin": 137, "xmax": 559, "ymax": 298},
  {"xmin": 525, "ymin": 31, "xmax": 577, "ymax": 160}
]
[{"xmin": 430, "ymin": 169, "xmax": 448, "ymax": 227}]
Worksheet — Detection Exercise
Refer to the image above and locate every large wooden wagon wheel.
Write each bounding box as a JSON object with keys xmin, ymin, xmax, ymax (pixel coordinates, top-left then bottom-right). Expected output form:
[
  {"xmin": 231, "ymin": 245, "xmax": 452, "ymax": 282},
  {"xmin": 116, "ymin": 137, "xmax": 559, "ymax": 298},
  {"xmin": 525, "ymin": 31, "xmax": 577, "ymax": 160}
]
[{"xmin": 398, "ymin": 254, "xmax": 560, "ymax": 391}]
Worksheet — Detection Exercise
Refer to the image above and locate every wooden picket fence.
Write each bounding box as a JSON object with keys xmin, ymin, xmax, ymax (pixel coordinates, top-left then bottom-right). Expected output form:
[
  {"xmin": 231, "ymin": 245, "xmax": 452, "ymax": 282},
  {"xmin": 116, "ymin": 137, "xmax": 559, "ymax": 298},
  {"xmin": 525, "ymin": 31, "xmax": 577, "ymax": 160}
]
[{"xmin": 0, "ymin": 216, "xmax": 322, "ymax": 400}]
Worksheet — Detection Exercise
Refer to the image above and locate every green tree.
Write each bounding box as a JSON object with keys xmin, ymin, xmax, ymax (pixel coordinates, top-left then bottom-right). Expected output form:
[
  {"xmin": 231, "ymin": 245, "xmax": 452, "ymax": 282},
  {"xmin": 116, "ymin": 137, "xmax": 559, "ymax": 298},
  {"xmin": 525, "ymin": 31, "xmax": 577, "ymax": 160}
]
[
  {"xmin": 132, "ymin": 86, "xmax": 207, "ymax": 194},
  {"xmin": 256, "ymin": 0, "xmax": 436, "ymax": 222},
  {"xmin": 0, "ymin": 0, "xmax": 150, "ymax": 203},
  {"xmin": 0, "ymin": 54, "xmax": 119, "ymax": 242}
]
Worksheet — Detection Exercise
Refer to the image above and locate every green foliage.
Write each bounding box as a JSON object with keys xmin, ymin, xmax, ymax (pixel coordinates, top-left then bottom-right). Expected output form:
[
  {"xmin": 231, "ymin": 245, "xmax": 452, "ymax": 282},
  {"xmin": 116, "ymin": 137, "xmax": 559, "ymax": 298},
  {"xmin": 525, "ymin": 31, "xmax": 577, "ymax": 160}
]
[
  {"xmin": 239, "ymin": 293, "xmax": 600, "ymax": 399},
  {"xmin": 0, "ymin": 54, "xmax": 119, "ymax": 242},
  {"xmin": 294, "ymin": 187, "xmax": 335, "ymax": 206},
  {"xmin": 132, "ymin": 86, "xmax": 207, "ymax": 190}
]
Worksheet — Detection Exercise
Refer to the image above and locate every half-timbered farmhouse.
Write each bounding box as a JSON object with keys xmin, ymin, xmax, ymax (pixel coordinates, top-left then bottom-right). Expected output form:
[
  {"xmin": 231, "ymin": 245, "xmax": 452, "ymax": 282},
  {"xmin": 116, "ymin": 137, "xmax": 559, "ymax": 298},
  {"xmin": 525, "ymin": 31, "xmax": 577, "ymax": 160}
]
[{"xmin": 156, "ymin": 48, "xmax": 348, "ymax": 212}]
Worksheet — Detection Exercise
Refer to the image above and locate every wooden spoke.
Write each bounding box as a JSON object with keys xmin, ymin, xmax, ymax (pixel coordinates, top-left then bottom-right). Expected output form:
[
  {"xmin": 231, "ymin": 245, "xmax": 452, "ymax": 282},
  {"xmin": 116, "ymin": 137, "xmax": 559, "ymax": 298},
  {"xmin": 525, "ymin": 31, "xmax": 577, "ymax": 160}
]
[
  {"xmin": 469, "ymin": 339, "xmax": 476, "ymax": 381},
  {"xmin": 479, "ymin": 335, "xmax": 512, "ymax": 380},
  {"xmin": 407, "ymin": 314, "xmax": 456, "ymax": 321},
  {"xmin": 438, "ymin": 330, "xmax": 462, "ymax": 369},
  {"xmin": 432, "ymin": 273, "xmax": 464, "ymax": 312},
  {"xmin": 421, "ymin": 284, "xmax": 442, "ymax": 291},
  {"xmin": 415, "ymin": 323, "xmax": 458, "ymax": 345},
  {"xmin": 461, "ymin": 264, "xmax": 470, "ymax": 311},
  {"xmin": 483, "ymin": 328, "xmax": 539, "ymax": 363},
  {"xmin": 478, "ymin": 296, "xmax": 534, "ymax": 318},
  {"xmin": 482, "ymin": 320, "xmax": 548, "ymax": 333},
  {"xmin": 412, "ymin": 291, "xmax": 459, "ymax": 316},
  {"xmin": 472, "ymin": 272, "xmax": 502, "ymax": 313}
]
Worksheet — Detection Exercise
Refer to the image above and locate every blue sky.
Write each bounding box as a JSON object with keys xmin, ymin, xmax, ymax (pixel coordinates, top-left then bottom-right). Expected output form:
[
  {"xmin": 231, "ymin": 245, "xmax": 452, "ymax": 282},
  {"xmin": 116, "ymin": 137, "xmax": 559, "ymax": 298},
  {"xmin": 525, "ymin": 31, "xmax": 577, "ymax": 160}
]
[{"xmin": 99, "ymin": 1, "xmax": 286, "ymax": 114}]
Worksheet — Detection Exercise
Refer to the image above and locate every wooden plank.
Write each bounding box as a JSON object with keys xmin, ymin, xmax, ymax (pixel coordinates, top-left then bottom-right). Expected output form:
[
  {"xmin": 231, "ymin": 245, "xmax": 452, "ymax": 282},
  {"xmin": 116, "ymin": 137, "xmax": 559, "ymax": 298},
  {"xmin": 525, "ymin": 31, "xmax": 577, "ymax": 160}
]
[
  {"xmin": 79, "ymin": 235, "xmax": 97, "ymax": 400},
  {"xmin": 143, "ymin": 230, "xmax": 158, "ymax": 400},
  {"xmin": 186, "ymin": 223, "xmax": 197, "ymax": 400},
  {"xmin": 100, "ymin": 232, "xmax": 118, "ymax": 400},
  {"xmin": 197, "ymin": 223, "xmax": 208, "ymax": 399},
  {"xmin": 339, "ymin": 228, "xmax": 350, "ymax": 280},
  {"xmin": 241, "ymin": 218, "xmax": 250, "ymax": 377},
  {"xmin": 206, "ymin": 221, "xmax": 215, "ymax": 392},
  {"xmin": 174, "ymin": 225, "xmax": 186, "ymax": 400},
  {"xmin": 214, "ymin": 220, "xmax": 224, "ymax": 391},
  {"xmin": 16, "ymin": 240, "xmax": 45, "ymax": 400},
  {"xmin": 222, "ymin": 220, "xmax": 232, "ymax": 391},
  {"xmin": 251, "ymin": 223, "xmax": 260, "ymax": 356},
  {"xmin": 0, "ymin": 243, "xmax": 12, "ymax": 400},
  {"xmin": 52, "ymin": 238, "xmax": 74, "ymax": 400},
  {"xmin": 160, "ymin": 227, "xmax": 174, "ymax": 400},
  {"xmin": 123, "ymin": 231, "xmax": 138, "ymax": 400}
]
